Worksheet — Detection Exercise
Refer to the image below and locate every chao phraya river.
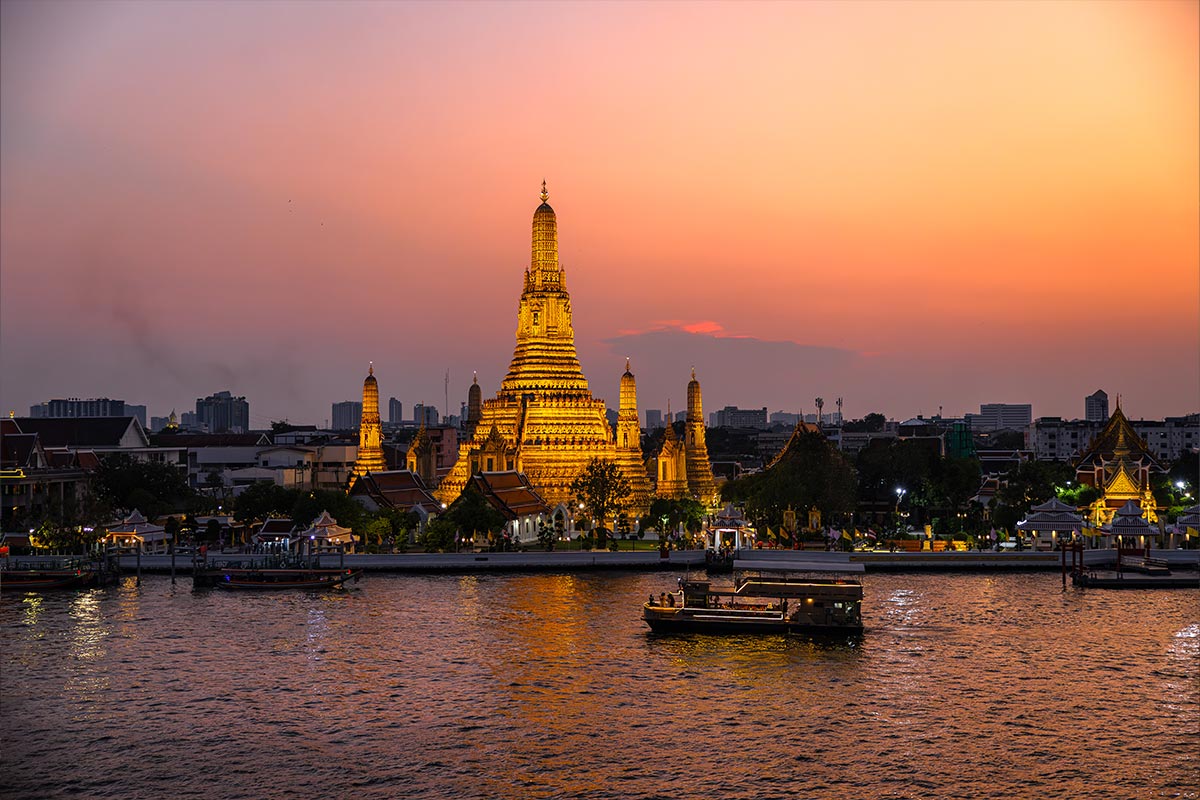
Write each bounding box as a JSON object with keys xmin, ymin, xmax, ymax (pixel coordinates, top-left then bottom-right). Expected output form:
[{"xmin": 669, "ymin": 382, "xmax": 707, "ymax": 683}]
[{"xmin": 2, "ymin": 572, "xmax": 1196, "ymax": 799}]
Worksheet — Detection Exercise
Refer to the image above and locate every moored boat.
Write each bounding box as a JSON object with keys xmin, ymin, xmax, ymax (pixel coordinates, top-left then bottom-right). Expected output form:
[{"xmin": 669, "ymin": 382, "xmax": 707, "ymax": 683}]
[
  {"xmin": 196, "ymin": 567, "xmax": 362, "ymax": 591},
  {"xmin": 643, "ymin": 575, "xmax": 863, "ymax": 634},
  {"xmin": 1, "ymin": 568, "xmax": 99, "ymax": 591}
]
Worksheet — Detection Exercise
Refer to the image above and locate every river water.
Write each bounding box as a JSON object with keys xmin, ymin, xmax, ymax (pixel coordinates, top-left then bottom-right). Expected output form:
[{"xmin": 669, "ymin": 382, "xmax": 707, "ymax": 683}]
[{"xmin": 2, "ymin": 572, "xmax": 1196, "ymax": 800}]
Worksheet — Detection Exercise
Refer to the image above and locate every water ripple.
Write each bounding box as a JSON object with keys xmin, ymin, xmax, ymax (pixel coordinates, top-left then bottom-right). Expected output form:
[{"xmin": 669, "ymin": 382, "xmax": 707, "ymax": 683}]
[{"xmin": 1, "ymin": 572, "xmax": 1196, "ymax": 799}]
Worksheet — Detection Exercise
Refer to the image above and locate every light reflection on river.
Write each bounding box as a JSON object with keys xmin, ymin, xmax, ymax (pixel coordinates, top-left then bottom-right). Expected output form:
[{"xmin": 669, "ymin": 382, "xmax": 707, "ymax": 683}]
[{"xmin": 1, "ymin": 572, "xmax": 1196, "ymax": 799}]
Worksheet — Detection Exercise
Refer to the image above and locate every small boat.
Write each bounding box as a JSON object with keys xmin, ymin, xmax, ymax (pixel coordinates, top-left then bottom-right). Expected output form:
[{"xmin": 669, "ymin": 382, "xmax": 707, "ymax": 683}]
[
  {"xmin": 643, "ymin": 575, "xmax": 863, "ymax": 634},
  {"xmin": 1, "ymin": 568, "xmax": 99, "ymax": 591},
  {"xmin": 198, "ymin": 568, "xmax": 362, "ymax": 591}
]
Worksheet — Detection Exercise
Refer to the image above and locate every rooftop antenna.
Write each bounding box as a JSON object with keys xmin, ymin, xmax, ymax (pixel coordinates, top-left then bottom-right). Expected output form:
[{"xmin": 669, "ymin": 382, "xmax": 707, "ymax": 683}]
[
  {"xmin": 444, "ymin": 370, "xmax": 450, "ymax": 423},
  {"xmin": 815, "ymin": 397, "xmax": 824, "ymax": 425},
  {"xmin": 836, "ymin": 397, "xmax": 843, "ymax": 422}
]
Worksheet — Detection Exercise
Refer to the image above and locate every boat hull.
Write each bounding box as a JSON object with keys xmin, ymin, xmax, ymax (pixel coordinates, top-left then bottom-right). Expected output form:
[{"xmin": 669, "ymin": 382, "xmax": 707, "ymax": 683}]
[
  {"xmin": 1, "ymin": 571, "xmax": 98, "ymax": 591},
  {"xmin": 643, "ymin": 606, "xmax": 862, "ymax": 635},
  {"xmin": 202, "ymin": 569, "xmax": 362, "ymax": 591}
]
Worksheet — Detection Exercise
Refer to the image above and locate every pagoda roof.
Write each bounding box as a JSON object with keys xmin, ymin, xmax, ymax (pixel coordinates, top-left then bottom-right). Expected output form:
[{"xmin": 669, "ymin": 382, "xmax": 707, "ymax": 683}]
[
  {"xmin": 349, "ymin": 470, "xmax": 440, "ymax": 514},
  {"xmin": 1107, "ymin": 500, "xmax": 1154, "ymax": 535},
  {"xmin": 1075, "ymin": 406, "xmax": 1159, "ymax": 470},
  {"xmin": 469, "ymin": 471, "xmax": 550, "ymax": 521},
  {"xmin": 1017, "ymin": 497, "xmax": 1083, "ymax": 531},
  {"xmin": 150, "ymin": 432, "xmax": 270, "ymax": 447},
  {"xmin": 1, "ymin": 433, "xmax": 40, "ymax": 469},
  {"xmin": 764, "ymin": 422, "xmax": 824, "ymax": 470},
  {"xmin": 1176, "ymin": 504, "xmax": 1200, "ymax": 527},
  {"xmin": 13, "ymin": 416, "xmax": 149, "ymax": 448},
  {"xmin": 298, "ymin": 510, "xmax": 356, "ymax": 545}
]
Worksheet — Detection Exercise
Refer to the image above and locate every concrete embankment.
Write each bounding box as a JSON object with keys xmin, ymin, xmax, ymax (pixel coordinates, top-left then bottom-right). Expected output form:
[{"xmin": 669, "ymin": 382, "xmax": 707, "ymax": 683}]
[
  {"xmin": 118, "ymin": 550, "xmax": 707, "ymax": 575},
  {"xmin": 111, "ymin": 548, "xmax": 1200, "ymax": 576}
]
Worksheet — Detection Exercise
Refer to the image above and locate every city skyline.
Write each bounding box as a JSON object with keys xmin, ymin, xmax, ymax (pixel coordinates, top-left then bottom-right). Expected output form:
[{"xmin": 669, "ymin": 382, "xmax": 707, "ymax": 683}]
[{"xmin": 2, "ymin": 1, "xmax": 1197, "ymax": 426}]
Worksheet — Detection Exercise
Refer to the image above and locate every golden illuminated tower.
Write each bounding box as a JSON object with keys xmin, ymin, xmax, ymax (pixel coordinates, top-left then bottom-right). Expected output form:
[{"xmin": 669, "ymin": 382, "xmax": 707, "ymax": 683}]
[
  {"xmin": 616, "ymin": 359, "xmax": 652, "ymax": 511},
  {"xmin": 351, "ymin": 363, "xmax": 386, "ymax": 481},
  {"xmin": 684, "ymin": 368, "xmax": 719, "ymax": 506},
  {"xmin": 437, "ymin": 184, "xmax": 649, "ymax": 513},
  {"xmin": 656, "ymin": 402, "xmax": 689, "ymax": 499}
]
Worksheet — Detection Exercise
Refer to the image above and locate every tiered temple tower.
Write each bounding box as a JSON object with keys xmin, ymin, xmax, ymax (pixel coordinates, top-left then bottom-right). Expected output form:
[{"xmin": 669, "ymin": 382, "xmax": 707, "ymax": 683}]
[
  {"xmin": 436, "ymin": 184, "xmax": 650, "ymax": 512},
  {"xmin": 352, "ymin": 363, "xmax": 386, "ymax": 481},
  {"xmin": 466, "ymin": 373, "xmax": 482, "ymax": 439},
  {"xmin": 656, "ymin": 403, "xmax": 689, "ymax": 499},
  {"xmin": 616, "ymin": 360, "xmax": 652, "ymax": 511},
  {"xmin": 684, "ymin": 369, "xmax": 720, "ymax": 506}
]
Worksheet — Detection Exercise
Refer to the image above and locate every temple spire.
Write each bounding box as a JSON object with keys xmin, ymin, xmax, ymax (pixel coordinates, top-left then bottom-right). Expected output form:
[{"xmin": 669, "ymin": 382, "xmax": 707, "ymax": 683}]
[{"xmin": 541, "ymin": 179, "xmax": 548, "ymax": 203}]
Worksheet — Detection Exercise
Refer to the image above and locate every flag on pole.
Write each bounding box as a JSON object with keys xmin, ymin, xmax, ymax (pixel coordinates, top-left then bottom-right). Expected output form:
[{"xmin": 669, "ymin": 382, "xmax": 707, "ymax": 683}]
[
  {"xmin": 1188, "ymin": 527, "xmax": 1199, "ymax": 539},
  {"xmin": 841, "ymin": 529, "xmax": 852, "ymax": 541}
]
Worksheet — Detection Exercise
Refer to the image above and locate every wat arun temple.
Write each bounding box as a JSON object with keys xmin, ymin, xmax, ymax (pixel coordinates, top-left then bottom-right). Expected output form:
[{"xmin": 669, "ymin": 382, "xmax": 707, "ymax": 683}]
[{"xmin": 427, "ymin": 184, "xmax": 719, "ymax": 513}]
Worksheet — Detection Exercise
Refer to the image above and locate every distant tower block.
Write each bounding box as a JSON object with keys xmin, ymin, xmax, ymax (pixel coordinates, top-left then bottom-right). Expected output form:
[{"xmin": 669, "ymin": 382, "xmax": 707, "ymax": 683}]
[
  {"xmin": 836, "ymin": 397, "xmax": 843, "ymax": 422},
  {"xmin": 351, "ymin": 363, "xmax": 386, "ymax": 482}
]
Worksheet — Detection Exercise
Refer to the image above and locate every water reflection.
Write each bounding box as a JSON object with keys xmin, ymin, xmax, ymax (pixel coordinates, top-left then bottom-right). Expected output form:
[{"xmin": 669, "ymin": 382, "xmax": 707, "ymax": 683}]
[{"xmin": 1, "ymin": 572, "xmax": 1196, "ymax": 800}]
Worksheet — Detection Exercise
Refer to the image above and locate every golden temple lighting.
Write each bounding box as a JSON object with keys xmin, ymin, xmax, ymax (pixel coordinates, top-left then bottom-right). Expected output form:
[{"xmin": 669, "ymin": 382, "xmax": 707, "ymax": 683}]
[{"xmin": 351, "ymin": 362, "xmax": 386, "ymax": 480}]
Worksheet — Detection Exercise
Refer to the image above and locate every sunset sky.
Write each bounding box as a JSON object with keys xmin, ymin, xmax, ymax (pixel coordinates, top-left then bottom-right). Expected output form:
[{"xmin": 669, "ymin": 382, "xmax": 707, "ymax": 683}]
[{"xmin": 2, "ymin": 0, "xmax": 1196, "ymax": 427}]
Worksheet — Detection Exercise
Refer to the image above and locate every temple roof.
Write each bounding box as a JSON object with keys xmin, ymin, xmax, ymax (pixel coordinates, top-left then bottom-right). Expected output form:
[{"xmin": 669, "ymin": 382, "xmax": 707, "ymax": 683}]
[
  {"xmin": 350, "ymin": 469, "xmax": 440, "ymax": 513},
  {"xmin": 1076, "ymin": 406, "xmax": 1158, "ymax": 470},
  {"xmin": 1108, "ymin": 500, "xmax": 1154, "ymax": 535},
  {"xmin": 1017, "ymin": 497, "xmax": 1083, "ymax": 530},
  {"xmin": 470, "ymin": 471, "xmax": 550, "ymax": 521},
  {"xmin": 14, "ymin": 416, "xmax": 149, "ymax": 448}
]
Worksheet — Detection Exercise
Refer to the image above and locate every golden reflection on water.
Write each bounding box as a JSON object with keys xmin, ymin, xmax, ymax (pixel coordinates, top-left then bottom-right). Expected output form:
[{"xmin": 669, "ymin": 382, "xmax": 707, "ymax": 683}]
[{"xmin": 20, "ymin": 594, "xmax": 44, "ymax": 630}]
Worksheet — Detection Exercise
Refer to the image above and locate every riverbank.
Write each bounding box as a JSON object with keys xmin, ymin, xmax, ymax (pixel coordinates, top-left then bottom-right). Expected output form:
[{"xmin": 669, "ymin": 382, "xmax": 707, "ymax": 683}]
[{"xmin": 110, "ymin": 547, "xmax": 1199, "ymax": 575}]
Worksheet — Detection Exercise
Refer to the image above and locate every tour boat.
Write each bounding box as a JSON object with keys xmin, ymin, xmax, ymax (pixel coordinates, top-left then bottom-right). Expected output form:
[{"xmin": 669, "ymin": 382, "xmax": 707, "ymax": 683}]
[
  {"xmin": 198, "ymin": 568, "xmax": 362, "ymax": 591},
  {"xmin": 643, "ymin": 576, "xmax": 863, "ymax": 634}
]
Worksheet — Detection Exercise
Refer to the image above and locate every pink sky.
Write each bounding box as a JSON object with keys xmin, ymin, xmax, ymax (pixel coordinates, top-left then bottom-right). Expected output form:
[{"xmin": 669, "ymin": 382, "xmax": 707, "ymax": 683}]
[{"xmin": 2, "ymin": 0, "xmax": 1196, "ymax": 427}]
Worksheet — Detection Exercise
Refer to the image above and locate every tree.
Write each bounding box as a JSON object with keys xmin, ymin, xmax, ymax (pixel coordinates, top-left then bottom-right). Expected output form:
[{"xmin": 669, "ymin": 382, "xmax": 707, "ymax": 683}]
[
  {"xmin": 570, "ymin": 458, "xmax": 632, "ymax": 548},
  {"xmin": 442, "ymin": 484, "xmax": 507, "ymax": 540},
  {"xmin": 201, "ymin": 517, "xmax": 223, "ymax": 545},
  {"xmin": 234, "ymin": 482, "xmax": 301, "ymax": 525},
  {"xmin": 420, "ymin": 517, "xmax": 457, "ymax": 552},
  {"xmin": 993, "ymin": 460, "xmax": 1074, "ymax": 530},
  {"xmin": 723, "ymin": 430, "xmax": 856, "ymax": 530},
  {"xmin": 536, "ymin": 518, "xmax": 555, "ymax": 551},
  {"xmin": 91, "ymin": 453, "xmax": 194, "ymax": 520}
]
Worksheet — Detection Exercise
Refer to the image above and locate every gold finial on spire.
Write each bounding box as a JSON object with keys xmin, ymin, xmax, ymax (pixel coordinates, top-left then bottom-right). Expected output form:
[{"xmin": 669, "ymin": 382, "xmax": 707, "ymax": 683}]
[
  {"xmin": 473, "ymin": 371, "xmax": 478, "ymax": 384},
  {"xmin": 691, "ymin": 366, "xmax": 696, "ymax": 381},
  {"xmin": 540, "ymin": 180, "xmax": 548, "ymax": 203},
  {"xmin": 625, "ymin": 358, "xmax": 631, "ymax": 372},
  {"xmin": 369, "ymin": 361, "xmax": 374, "ymax": 376}
]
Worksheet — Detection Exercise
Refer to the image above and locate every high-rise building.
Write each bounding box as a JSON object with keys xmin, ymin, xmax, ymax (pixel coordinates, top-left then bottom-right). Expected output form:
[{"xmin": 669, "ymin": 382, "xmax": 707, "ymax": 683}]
[
  {"xmin": 351, "ymin": 365, "xmax": 386, "ymax": 480},
  {"xmin": 30, "ymin": 397, "xmax": 128, "ymax": 418},
  {"xmin": 331, "ymin": 401, "xmax": 363, "ymax": 431},
  {"xmin": 195, "ymin": 391, "xmax": 249, "ymax": 434},
  {"xmin": 966, "ymin": 403, "xmax": 1032, "ymax": 431},
  {"xmin": 388, "ymin": 397, "xmax": 403, "ymax": 425},
  {"xmin": 413, "ymin": 404, "xmax": 439, "ymax": 426},
  {"xmin": 711, "ymin": 406, "xmax": 769, "ymax": 429},
  {"xmin": 1085, "ymin": 390, "xmax": 1109, "ymax": 422},
  {"xmin": 645, "ymin": 409, "xmax": 663, "ymax": 430},
  {"xmin": 435, "ymin": 183, "xmax": 653, "ymax": 511},
  {"xmin": 125, "ymin": 404, "xmax": 147, "ymax": 428}
]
